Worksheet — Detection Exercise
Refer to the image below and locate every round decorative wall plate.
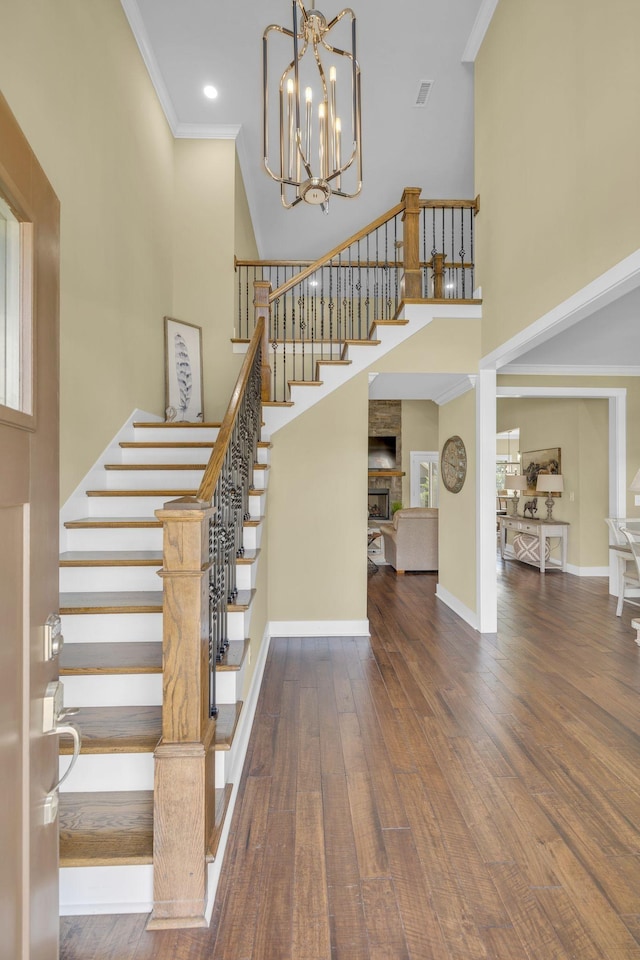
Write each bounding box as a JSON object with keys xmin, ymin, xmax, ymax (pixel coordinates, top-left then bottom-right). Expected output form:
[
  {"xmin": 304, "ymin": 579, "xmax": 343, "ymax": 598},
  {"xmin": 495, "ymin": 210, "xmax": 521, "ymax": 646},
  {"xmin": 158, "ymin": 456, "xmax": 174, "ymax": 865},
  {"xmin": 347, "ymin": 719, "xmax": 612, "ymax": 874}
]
[{"xmin": 441, "ymin": 435, "xmax": 467, "ymax": 493}]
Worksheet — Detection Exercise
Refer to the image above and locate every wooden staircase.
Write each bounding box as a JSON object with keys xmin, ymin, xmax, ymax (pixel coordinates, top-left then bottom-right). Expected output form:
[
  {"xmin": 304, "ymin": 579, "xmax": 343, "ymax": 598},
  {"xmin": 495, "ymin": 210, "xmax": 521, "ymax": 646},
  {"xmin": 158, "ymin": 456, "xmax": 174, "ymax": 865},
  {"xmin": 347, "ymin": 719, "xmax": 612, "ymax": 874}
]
[{"xmin": 58, "ymin": 420, "xmax": 270, "ymax": 916}]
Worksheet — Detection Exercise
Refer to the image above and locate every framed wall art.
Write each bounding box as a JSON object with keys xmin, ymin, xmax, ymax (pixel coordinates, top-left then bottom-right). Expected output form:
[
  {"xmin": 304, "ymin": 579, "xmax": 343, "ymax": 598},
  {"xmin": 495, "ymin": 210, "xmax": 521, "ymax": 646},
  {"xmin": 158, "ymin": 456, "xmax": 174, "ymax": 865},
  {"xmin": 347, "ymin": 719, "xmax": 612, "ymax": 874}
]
[
  {"xmin": 164, "ymin": 316, "xmax": 204, "ymax": 422},
  {"xmin": 521, "ymin": 447, "xmax": 562, "ymax": 496}
]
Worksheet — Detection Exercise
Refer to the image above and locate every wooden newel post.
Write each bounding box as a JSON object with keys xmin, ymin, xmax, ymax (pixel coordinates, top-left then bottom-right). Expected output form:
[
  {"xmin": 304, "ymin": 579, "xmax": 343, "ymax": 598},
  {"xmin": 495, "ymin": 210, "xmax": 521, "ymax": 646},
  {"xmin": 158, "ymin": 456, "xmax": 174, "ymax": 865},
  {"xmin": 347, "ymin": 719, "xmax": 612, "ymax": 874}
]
[
  {"xmin": 401, "ymin": 187, "xmax": 422, "ymax": 301},
  {"xmin": 148, "ymin": 496, "xmax": 215, "ymax": 930},
  {"xmin": 254, "ymin": 280, "xmax": 271, "ymax": 403}
]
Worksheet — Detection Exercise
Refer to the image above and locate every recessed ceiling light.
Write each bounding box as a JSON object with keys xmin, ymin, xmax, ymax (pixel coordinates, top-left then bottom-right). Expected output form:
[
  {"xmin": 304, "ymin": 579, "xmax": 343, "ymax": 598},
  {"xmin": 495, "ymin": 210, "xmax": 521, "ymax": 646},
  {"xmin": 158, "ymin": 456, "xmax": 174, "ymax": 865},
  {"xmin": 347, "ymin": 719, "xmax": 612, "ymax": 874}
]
[{"xmin": 203, "ymin": 85, "xmax": 218, "ymax": 100}]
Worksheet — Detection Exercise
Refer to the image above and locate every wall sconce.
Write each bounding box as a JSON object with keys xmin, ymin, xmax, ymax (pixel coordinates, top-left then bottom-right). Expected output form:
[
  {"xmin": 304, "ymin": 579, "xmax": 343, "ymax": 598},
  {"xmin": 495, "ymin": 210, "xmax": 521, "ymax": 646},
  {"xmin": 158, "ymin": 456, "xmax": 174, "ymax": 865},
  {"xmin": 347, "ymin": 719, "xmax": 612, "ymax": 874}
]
[{"xmin": 536, "ymin": 473, "xmax": 564, "ymax": 521}]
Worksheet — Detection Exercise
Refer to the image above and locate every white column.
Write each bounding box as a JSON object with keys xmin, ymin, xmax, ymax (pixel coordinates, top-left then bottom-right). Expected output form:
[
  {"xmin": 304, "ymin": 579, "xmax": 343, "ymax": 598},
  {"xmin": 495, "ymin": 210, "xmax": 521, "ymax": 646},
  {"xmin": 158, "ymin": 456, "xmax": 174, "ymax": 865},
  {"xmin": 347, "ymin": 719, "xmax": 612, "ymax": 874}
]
[{"xmin": 476, "ymin": 368, "xmax": 497, "ymax": 633}]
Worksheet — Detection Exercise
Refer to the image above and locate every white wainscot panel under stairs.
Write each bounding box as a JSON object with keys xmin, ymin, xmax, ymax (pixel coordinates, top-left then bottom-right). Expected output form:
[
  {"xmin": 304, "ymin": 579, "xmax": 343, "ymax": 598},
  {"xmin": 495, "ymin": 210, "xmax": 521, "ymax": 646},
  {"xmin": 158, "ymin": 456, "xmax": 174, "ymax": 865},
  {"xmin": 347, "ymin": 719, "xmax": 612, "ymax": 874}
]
[{"xmin": 58, "ymin": 415, "xmax": 270, "ymax": 917}]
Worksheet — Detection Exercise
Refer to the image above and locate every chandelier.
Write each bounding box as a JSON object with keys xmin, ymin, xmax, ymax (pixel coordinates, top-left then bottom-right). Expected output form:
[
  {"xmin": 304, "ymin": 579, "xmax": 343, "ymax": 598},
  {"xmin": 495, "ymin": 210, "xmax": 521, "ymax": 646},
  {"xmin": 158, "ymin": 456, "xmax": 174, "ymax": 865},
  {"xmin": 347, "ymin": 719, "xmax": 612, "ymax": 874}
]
[{"xmin": 263, "ymin": 0, "xmax": 362, "ymax": 212}]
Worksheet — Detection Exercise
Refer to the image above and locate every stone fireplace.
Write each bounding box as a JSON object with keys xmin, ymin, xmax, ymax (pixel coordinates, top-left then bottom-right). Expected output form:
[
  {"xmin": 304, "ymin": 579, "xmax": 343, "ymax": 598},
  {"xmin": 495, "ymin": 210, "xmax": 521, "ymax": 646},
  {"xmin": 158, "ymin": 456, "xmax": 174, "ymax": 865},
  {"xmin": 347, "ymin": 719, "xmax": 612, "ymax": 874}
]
[{"xmin": 368, "ymin": 400, "xmax": 403, "ymax": 517}]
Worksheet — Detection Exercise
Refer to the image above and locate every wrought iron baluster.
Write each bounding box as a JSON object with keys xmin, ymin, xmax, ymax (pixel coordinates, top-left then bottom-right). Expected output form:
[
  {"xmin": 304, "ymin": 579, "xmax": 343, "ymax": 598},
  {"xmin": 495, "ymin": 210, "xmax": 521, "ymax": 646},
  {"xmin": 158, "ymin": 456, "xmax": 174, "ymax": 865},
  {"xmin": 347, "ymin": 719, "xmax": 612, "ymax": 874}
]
[{"xmin": 365, "ymin": 233, "xmax": 370, "ymax": 332}]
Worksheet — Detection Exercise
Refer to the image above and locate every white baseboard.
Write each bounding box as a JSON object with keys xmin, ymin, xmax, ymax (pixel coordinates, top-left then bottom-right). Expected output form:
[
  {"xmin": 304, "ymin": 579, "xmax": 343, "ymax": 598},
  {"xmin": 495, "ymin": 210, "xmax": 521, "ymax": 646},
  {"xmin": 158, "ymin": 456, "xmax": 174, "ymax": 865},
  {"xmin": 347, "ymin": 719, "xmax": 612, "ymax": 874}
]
[
  {"xmin": 435, "ymin": 584, "xmax": 479, "ymax": 631},
  {"xmin": 565, "ymin": 565, "xmax": 609, "ymax": 578},
  {"xmin": 268, "ymin": 619, "xmax": 371, "ymax": 638}
]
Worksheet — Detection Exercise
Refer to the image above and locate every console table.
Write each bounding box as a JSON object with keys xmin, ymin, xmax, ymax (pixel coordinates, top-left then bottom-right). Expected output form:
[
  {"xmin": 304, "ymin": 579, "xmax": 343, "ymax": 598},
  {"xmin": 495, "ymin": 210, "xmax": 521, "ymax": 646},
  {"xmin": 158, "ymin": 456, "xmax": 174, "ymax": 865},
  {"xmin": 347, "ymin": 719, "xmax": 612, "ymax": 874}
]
[{"xmin": 498, "ymin": 515, "xmax": 569, "ymax": 573}]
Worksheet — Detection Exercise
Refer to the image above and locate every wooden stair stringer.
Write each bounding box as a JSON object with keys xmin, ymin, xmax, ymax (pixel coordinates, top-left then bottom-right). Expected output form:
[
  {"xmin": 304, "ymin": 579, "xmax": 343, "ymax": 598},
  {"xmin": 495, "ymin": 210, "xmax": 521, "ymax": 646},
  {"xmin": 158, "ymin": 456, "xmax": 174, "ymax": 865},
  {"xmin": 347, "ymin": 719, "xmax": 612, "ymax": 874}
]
[{"xmin": 261, "ymin": 300, "xmax": 482, "ymax": 435}]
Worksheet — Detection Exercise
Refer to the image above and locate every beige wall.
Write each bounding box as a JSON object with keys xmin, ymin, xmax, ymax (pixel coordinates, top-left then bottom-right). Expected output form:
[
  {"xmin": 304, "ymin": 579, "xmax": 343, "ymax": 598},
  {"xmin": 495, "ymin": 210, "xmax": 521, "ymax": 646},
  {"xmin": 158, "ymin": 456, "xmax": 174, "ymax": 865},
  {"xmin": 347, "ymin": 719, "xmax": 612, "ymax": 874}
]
[
  {"xmin": 475, "ymin": 0, "xmax": 640, "ymax": 356},
  {"xmin": 1, "ymin": 0, "xmax": 176, "ymax": 503},
  {"xmin": 400, "ymin": 401, "xmax": 439, "ymax": 505},
  {"xmin": 234, "ymin": 153, "xmax": 259, "ymax": 263},
  {"xmin": 438, "ymin": 389, "xmax": 476, "ymax": 614},
  {"xmin": 497, "ymin": 395, "xmax": 609, "ymax": 568},
  {"xmin": 268, "ymin": 373, "xmax": 369, "ymax": 623},
  {"xmin": 374, "ymin": 318, "xmax": 481, "ymax": 374},
  {"xmin": 172, "ymin": 140, "xmax": 245, "ymax": 423}
]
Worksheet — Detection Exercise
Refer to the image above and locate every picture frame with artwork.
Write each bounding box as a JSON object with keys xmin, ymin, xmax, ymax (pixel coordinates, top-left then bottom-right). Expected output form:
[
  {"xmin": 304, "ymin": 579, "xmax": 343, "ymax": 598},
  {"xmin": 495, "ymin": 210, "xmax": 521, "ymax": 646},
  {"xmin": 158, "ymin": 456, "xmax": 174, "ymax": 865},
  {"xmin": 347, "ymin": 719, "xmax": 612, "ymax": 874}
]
[
  {"xmin": 521, "ymin": 447, "xmax": 562, "ymax": 496},
  {"xmin": 164, "ymin": 316, "xmax": 204, "ymax": 422}
]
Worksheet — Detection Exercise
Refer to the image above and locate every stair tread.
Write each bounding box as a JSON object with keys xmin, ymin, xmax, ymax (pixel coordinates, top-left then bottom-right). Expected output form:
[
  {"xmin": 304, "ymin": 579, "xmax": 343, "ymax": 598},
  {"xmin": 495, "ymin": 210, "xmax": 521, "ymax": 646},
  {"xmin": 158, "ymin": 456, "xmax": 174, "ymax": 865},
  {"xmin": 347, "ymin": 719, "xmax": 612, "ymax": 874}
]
[
  {"xmin": 228, "ymin": 589, "xmax": 255, "ymax": 612},
  {"xmin": 86, "ymin": 489, "xmax": 198, "ymax": 497},
  {"xmin": 120, "ymin": 442, "xmax": 215, "ymax": 449},
  {"xmin": 133, "ymin": 421, "xmax": 221, "ymax": 428},
  {"xmin": 64, "ymin": 517, "xmax": 162, "ymax": 529},
  {"xmin": 60, "ymin": 550, "xmax": 163, "ymax": 566},
  {"xmin": 343, "ymin": 338, "xmax": 382, "ymax": 345},
  {"xmin": 316, "ymin": 359, "xmax": 352, "ymax": 365},
  {"xmin": 60, "ymin": 705, "xmax": 161, "ymax": 753},
  {"xmin": 58, "ymin": 702, "xmax": 242, "ymax": 754},
  {"xmin": 237, "ymin": 548, "xmax": 260, "ymax": 565},
  {"xmin": 288, "ymin": 380, "xmax": 323, "ymax": 387},
  {"xmin": 60, "ymin": 642, "xmax": 163, "ymax": 675},
  {"xmin": 59, "ymin": 638, "xmax": 247, "ymax": 675},
  {"xmin": 262, "ymin": 401, "xmax": 294, "ymax": 407},
  {"xmin": 59, "ymin": 790, "xmax": 153, "ymax": 866},
  {"xmin": 218, "ymin": 638, "xmax": 250, "ymax": 672},
  {"xmin": 105, "ymin": 463, "xmax": 208, "ymax": 471},
  {"xmin": 60, "ymin": 590, "xmax": 163, "ymax": 614}
]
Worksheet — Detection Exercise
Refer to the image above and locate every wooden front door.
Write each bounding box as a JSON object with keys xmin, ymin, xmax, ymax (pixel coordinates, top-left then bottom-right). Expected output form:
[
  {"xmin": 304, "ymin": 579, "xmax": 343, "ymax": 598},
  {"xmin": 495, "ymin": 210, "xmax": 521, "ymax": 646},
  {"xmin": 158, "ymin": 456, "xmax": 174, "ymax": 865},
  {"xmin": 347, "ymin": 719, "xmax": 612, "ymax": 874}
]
[{"xmin": 0, "ymin": 93, "xmax": 60, "ymax": 960}]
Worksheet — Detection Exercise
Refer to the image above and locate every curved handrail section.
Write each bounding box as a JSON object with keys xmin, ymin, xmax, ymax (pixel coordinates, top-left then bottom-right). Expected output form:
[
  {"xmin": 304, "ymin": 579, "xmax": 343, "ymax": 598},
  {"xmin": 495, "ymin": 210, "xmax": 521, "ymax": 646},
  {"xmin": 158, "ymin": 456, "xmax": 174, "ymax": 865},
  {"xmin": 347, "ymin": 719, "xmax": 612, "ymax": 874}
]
[
  {"xmin": 269, "ymin": 201, "xmax": 405, "ymax": 302},
  {"xmin": 198, "ymin": 316, "xmax": 264, "ymax": 502}
]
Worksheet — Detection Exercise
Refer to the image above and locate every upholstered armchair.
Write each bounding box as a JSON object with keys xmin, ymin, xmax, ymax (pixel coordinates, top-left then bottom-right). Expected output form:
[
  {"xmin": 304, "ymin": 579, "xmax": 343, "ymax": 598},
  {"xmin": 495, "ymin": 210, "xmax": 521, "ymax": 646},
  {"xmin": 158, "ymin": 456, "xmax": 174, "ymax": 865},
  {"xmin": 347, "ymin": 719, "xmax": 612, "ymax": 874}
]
[{"xmin": 380, "ymin": 507, "xmax": 438, "ymax": 575}]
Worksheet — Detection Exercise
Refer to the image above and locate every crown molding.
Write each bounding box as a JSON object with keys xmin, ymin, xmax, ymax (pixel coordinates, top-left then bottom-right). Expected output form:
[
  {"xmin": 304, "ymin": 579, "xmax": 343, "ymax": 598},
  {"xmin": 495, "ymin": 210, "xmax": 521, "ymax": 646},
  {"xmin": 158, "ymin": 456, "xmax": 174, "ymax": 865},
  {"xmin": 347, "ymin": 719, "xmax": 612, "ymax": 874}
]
[
  {"xmin": 174, "ymin": 123, "xmax": 241, "ymax": 140},
  {"xmin": 461, "ymin": 0, "xmax": 500, "ymax": 63},
  {"xmin": 499, "ymin": 364, "xmax": 640, "ymax": 378},
  {"xmin": 120, "ymin": 0, "xmax": 179, "ymax": 134},
  {"xmin": 433, "ymin": 375, "xmax": 477, "ymax": 406}
]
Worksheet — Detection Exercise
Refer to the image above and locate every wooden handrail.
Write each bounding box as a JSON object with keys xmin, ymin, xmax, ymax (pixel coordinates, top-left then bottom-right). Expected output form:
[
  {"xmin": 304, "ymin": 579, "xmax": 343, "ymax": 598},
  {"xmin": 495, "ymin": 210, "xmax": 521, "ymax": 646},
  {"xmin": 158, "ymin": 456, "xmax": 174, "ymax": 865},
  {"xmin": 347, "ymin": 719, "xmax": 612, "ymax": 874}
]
[
  {"xmin": 269, "ymin": 201, "xmax": 405, "ymax": 303},
  {"xmin": 197, "ymin": 316, "xmax": 264, "ymax": 501},
  {"xmin": 420, "ymin": 198, "xmax": 479, "ymax": 210}
]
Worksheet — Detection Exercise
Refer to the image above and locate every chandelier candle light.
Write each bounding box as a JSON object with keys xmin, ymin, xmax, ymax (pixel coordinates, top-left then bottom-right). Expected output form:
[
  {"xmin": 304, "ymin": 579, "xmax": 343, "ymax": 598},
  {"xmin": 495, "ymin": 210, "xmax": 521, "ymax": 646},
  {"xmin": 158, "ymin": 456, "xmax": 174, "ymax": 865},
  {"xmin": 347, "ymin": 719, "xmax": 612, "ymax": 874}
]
[{"xmin": 263, "ymin": 0, "xmax": 362, "ymax": 211}]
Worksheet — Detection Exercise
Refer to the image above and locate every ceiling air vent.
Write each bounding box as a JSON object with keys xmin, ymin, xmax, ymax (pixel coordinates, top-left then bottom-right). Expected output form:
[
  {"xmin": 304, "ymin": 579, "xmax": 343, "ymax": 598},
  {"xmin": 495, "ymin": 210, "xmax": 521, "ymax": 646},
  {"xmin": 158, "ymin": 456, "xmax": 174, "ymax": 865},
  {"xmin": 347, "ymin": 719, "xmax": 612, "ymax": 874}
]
[{"xmin": 414, "ymin": 80, "xmax": 433, "ymax": 108}]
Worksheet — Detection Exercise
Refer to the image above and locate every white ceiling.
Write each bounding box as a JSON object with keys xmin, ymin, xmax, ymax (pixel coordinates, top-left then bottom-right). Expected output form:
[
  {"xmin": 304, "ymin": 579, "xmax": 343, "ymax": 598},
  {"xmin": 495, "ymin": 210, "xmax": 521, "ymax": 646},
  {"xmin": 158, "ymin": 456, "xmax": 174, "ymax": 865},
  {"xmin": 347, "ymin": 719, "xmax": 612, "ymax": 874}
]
[
  {"xmin": 121, "ymin": 0, "xmax": 640, "ymax": 385},
  {"xmin": 122, "ymin": 0, "xmax": 487, "ymax": 260}
]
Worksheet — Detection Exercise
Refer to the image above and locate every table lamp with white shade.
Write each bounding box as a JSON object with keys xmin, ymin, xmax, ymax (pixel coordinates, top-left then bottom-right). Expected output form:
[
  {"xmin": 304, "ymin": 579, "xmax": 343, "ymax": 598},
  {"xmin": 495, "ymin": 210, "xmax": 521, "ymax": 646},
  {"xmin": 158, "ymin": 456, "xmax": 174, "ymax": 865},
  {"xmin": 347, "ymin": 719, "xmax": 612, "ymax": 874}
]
[
  {"xmin": 536, "ymin": 473, "xmax": 564, "ymax": 520},
  {"xmin": 505, "ymin": 474, "xmax": 528, "ymax": 516}
]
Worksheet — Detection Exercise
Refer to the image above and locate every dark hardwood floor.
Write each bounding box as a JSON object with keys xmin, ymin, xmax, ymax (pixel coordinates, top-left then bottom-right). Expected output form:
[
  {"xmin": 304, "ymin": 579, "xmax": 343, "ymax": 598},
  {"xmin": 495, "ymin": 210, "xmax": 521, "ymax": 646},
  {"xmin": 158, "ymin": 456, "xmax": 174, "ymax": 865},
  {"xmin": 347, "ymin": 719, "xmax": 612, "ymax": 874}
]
[{"xmin": 60, "ymin": 558, "xmax": 640, "ymax": 959}]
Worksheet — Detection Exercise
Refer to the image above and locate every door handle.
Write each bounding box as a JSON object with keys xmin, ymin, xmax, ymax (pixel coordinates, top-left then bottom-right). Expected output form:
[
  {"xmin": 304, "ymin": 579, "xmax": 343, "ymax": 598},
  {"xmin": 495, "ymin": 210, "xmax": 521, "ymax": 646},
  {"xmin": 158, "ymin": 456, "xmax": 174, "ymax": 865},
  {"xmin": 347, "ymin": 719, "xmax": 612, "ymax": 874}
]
[{"xmin": 42, "ymin": 681, "xmax": 81, "ymax": 825}]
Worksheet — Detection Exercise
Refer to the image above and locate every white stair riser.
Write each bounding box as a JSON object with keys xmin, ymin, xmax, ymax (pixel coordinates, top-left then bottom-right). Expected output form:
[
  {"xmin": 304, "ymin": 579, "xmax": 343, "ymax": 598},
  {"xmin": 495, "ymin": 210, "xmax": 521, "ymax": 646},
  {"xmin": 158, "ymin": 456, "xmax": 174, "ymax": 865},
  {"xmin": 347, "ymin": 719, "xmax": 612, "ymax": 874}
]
[
  {"xmin": 253, "ymin": 468, "xmax": 269, "ymax": 489},
  {"xmin": 60, "ymin": 865, "xmax": 153, "ymax": 915},
  {"xmin": 61, "ymin": 612, "xmax": 162, "ymax": 644},
  {"xmin": 104, "ymin": 468, "xmax": 205, "ymax": 490},
  {"xmin": 87, "ymin": 496, "xmax": 193, "ymax": 518},
  {"xmin": 242, "ymin": 524, "xmax": 262, "ymax": 551},
  {"xmin": 59, "ymin": 753, "xmax": 154, "ymax": 792},
  {"xmin": 236, "ymin": 562, "xmax": 257, "ymax": 592},
  {"xmin": 256, "ymin": 447, "xmax": 270, "ymax": 464},
  {"xmin": 121, "ymin": 447, "xmax": 213, "ymax": 465},
  {"xmin": 227, "ymin": 609, "xmax": 251, "ymax": 643},
  {"xmin": 248, "ymin": 492, "xmax": 266, "ymax": 515},
  {"xmin": 216, "ymin": 749, "xmax": 231, "ymax": 785},
  {"xmin": 217, "ymin": 667, "xmax": 245, "ymax": 705},
  {"xmin": 60, "ymin": 566, "xmax": 162, "ymax": 593},
  {"xmin": 62, "ymin": 673, "xmax": 162, "ymax": 707},
  {"xmin": 66, "ymin": 523, "xmax": 260, "ymax": 553},
  {"xmin": 64, "ymin": 527, "xmax": 163, "ymax": 551},
  {"xmin": 133, "ymin": 426, "xmax": 219, "ymax": 443}
]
